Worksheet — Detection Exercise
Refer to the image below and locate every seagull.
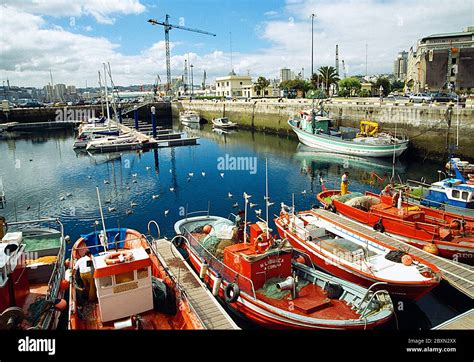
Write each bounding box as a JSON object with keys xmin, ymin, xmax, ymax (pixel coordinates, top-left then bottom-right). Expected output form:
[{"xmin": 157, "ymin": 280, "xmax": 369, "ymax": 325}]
[
  {"xmin": 103, "ymin": 180, "xmax": 110, "ymax": 184},
  {"xmin": 169, "ymin": 169, "xmax": 172, "ymax": 173},
  {"xmin": 130, "ymin": 201, "xmax": 138, "ymax": 208},
  {"xmin": 152, "ymin": 194, "xmax": 160, "ymax": 200},
  {"xmin": 87, "ymin": 175, "xmax": 92, "ymax": 179},
  {"xmin": 108, "ymin": 207, "xmax": 116, "ymax": 213},
  {"xmin": 255, "ymin": 209, "xmax": 262, "ymax": 216},
  {"xmin": 66, "ymin": 192, "xmax": 72, "ymax": 197},
  {"xmin": 26, "ymin": 206, "xmax": 31, "ymax": 210},
  {"xmin": 126, "ymin": 186, "xmax": 131, "ymax": 190},
  {"xmin": 188, "ymin": 172, "xmax": 194, "ymax": 177},
  {"xmin": 220, "ymin": 173, "xmax": 224, "ymax": 178},
  {"xmin": 164, "ymin": 209, "xmax": 169, "ymax": 216},
  {"xmin": 132, "ymin": 173, "xmax": 138, "ymax": 177},
  {"xmin": 126, "ymin": 209, "xmax": 133, "ymax": 215},
  {"xmin": 267, "ymin": 201, "xmax": 275, "ymax": 207},
  {"xmin": 186, "ymin": 177, "xmax": 191, "ymax": 182},
  {"xmin": 169, "ymin": 187, "xmax": 175, "ymax": 192},
  {"xmin": 232, "ymin": 202, "xmax": 239, "ymax": 208},
  {"xmin": 201, "ymin": 172, "xmax": 206, "ymax": 177},
  {"xmin": 145, "ymin": 166, "xmax": 151, "ymax": 170},
  {"xmin": 132, "ymin": 179, "xmax": 137, "ymax": 184},
  {"xmin": 250, "ymin": 202, "xmax": 258, "ymax": 208},
  {"xmin": 228, "ymin": 192, "xmax": 233, "ymax": 198},
  {"xmin": 301, "ymin": 190, "xmax": 307, "ymax": 196},
  {"xmin": 104, "ymin": 199, "xmax": 111, "ymax": 204},
  {"xmin": 60, "ymin": 196, "xmax": 66, "ymax": 201}
]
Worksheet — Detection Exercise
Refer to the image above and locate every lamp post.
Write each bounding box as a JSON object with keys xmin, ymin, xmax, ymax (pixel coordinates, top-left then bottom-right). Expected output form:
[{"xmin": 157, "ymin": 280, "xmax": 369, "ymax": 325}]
[{"xmin": 311, "ymin": 14, "xmax": 315, "ymax": 78}]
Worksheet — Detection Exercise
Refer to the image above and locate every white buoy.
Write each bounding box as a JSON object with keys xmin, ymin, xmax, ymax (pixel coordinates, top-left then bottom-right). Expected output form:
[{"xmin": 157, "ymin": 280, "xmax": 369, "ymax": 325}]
[
  {"xmin": 212, "ymin": 274, "xmax": 222, "ymax": 296},
  {"xmin": 199, "ymin": 261, "xmax": 208, "ymax": 279}
]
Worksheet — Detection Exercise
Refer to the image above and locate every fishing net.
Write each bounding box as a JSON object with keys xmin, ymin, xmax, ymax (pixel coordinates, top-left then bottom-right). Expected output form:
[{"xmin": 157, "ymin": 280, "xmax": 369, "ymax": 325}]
[
  {"xmin": 258, "ymin": 277, "xmax": 309, "ymax": 300},
  {"xmin": 201, "ymin": 235, "xmax": 236, "ymax": 260},
  {"xmin": 385, "ymin": 250, "xmax": 406, "ymax": 263},
  {"xmin": 323, "ymin": 192, "xmax": 364, "ymax": 205},
  {"xmin": 26, "ymin": 297, "xmax": 51, "ymax": 326},
  {"xmin": 345, "ymin": 196, "xmax": 380, "ymax": 211}
]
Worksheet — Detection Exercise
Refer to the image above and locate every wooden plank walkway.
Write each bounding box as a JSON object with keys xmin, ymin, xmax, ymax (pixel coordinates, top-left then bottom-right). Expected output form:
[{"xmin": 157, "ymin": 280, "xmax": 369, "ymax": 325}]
[
  {"xmin": 432, "ymin": 309, "xmax": 474, "ymax": 329},
  {"xmin": 312, "ymin": 209, "xmax": 474, "ymax": 299},
  {"xmin": 152, "ymin": 238, "xmax": 239, "ymax": 330}
]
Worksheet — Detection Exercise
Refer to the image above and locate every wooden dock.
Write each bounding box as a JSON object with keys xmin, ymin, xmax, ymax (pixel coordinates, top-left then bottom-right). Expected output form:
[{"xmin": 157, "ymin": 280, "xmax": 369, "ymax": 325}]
[
  {"xmin": 432, "ymin": 309, "xmax": 474, "ymax": 329},
  {"xmin": 311, "ymin": 209, "xmax": 474, "ymax": 299},
  {"xmin": 152, "ymin": 238, "xmax": 239, "ymax": 330}
]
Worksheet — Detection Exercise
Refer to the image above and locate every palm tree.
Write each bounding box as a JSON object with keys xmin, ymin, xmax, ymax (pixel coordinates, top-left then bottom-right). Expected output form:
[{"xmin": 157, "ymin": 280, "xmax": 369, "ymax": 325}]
[{"xmin": 318, "ymin": 66, "xmax": 340, "ymax": 96}]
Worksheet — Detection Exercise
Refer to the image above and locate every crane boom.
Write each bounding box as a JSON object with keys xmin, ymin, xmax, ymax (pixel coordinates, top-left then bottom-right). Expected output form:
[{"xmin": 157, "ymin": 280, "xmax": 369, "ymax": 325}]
[{"xmin": 148, "ymin": 15, "xmax": 216, "ymax": 96}]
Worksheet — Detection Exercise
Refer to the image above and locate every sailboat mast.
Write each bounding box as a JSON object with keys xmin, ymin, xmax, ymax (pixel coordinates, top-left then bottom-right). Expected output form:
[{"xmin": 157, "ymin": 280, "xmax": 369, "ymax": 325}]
[
  {"xmin": 103, "ymin": 63, "xmax": 111, "ymax": 121},
  {"xmin": 392, "ymin": 123, "xmax": 397, "ymax": 180},
  {"xmin": 98, "ymin": 71, "xmax": 104, "ymax": 117}
]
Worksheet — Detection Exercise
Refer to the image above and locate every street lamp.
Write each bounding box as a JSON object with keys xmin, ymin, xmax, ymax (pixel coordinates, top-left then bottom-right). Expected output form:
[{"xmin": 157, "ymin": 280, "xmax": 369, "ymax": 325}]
[{"xmin": 311, "ymin": 14, "xmax": 316, "ymax": 78}]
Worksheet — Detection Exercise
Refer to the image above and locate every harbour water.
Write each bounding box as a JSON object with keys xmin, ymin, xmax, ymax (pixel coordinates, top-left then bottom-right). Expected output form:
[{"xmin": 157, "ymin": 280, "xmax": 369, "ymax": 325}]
[{"xmin": 0, "ymin": 118, "xmax": 471, "ymax": 329}]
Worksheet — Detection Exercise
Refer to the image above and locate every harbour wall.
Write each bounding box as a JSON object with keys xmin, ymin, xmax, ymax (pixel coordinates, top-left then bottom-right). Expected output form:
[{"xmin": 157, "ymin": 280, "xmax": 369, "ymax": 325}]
[{"xmin": 176, "ymin": 100, "xmax": 474, "ymax": 160}]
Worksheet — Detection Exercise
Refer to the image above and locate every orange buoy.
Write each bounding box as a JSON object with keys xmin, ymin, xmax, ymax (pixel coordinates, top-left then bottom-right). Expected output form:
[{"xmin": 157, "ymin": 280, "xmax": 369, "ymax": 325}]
[
  {"xmin": 64, "ymin": 258, "xmax": 70, "ymax": 269},
  {"xmin": 53, "ymin": 299, "xmax": 68, "ymax": 311},
  {"xmin": 295, "ymin": 255, "xmax": 306, "ymax": 265},
  {"xmin": 59, "ymin": 279, "xmax": 70, "ymax": 291},
  {"xmin": 401, "ymin": 254, "xmax": 413, "ymax": 266},
  {"xmin": 423, "ymin": 243, "xmax": 439, "ymax": 255},
  {"xmin": 203, "ymin": 225, "xmax": 212, "ymax": 234}
]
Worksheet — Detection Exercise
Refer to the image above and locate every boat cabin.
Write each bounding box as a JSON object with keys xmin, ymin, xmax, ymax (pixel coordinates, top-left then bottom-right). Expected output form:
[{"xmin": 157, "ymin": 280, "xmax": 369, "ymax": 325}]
[
  {"xmin": 223, "ymin": 222, "xmax": 292, "ymax": 290},
  {"xmin": 425, "ymin": 178, "xmax": 474, "ymax": 208},
  {"xmin": 92, "ymin": 247, "xmax": 153, "ymax": 322}
]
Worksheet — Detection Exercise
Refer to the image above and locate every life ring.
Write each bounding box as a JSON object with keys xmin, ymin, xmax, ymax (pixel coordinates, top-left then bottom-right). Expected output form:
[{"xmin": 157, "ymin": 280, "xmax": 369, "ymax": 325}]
[
  {"xmin": 373, "ymin": 220, "xmax": 385, "ymax": 233},
  {"xmin": 224, "ymin": 283, "xmax": 240, "ymax": 303},
  {"xmin": 255, "ymin": 234, "xmax": 271, "ymax": 254},
  {"xmin": 104, "ymin": 250, "xmax": 133, "ymax": 265}
]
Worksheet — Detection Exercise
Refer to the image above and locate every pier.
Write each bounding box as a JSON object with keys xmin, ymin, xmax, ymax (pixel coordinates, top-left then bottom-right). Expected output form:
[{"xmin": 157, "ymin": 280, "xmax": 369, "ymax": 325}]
[
  {"xmin": 311, "ymin": 209, "xmax": 474, "ymax": 299},
  {"xmin": 152, "ymin": 238, "xmax": 239, "ymax": 329},
  {"xmin": 432, "ymin": 309, "xmax": 474, "ymax": 329}
]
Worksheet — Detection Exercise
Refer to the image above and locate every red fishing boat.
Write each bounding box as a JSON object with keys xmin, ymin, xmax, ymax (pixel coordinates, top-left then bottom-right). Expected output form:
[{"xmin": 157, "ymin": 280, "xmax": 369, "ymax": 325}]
[
  {"xmin": 68, "ymin": 226, "xmax": 204, "ymax": 330},
  {"xmin": 0, "ymin": 218, "xmax": 66, "ymax": 330},
  {"xmin": 317, "ymin": 190, "xmax": 474, "ymax": 264},
  {"xmin": 275, "ymin": 206, "xmax": 441, "ymax": 300},
  {"xmin": 174, "ymin": 209, "xmax": 394, "ymax": 330}
]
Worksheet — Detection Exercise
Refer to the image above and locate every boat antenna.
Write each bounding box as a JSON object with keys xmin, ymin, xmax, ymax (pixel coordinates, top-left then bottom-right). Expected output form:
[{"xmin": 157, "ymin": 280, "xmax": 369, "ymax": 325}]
[
  {"xmin": 265, "ymin": 158, "xmax": 270, "ymax": 239},
  {"xmin": 391, "ymin": 122, "xmax": 397, "ymax": 181},
  {"xmin": 243, "ymin": 192, "xmax": 251, "ymax": 244},
  {"xmin": 96, "ymin": 186, "xmax": 108, "ymax": 252},
  {"xmin": 103, "ymin": 63, "xmax": 111, "ymax": 123}
]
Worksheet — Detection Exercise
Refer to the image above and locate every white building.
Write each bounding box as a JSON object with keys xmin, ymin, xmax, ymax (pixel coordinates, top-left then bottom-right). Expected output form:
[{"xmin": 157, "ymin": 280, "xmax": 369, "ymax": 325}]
[{"xmin": 215, "ymin": 73, "xmax": 252, "ymax": 98}]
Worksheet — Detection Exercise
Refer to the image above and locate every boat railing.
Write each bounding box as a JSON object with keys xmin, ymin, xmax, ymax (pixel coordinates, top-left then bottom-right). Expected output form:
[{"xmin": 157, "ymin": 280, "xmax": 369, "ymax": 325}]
[
  {"xmin": 184, "ymin": 202, "xmax": 211, "ymax": 220},
  {"xmin": 357, "ymin": 281, "xmax": 389, "ymax": 310},
  {"xmin": 183, "ymin": 227, "xmax": 257, "ymax": 300},
  {"xmin": 358, "ymin": 289, "xmax": 392, "ymax": 319}
]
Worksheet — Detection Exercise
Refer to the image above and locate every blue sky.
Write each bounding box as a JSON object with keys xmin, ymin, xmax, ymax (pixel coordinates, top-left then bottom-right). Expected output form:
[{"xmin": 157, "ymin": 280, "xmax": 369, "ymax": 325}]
[{"xmin": 1, "ymin": 0, "xmax": 473, "ymax": 87}]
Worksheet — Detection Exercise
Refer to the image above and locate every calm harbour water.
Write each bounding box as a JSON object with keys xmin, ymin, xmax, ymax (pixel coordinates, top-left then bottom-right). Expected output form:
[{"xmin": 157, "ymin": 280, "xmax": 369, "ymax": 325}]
[{"xmin": 0, "ymin": 118, "xmax": 471, "ymax": 329}]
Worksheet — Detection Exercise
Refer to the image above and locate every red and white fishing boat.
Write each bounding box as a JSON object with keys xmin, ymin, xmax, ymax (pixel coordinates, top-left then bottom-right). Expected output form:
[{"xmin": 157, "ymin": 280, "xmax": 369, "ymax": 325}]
[
  {"xmin": 174, "ymin": 205, "xmax": 394, "ymax": 330},
  {"xmin": 317, "ymin": 190, "xmax": 474, "ymax": 264},
  {"xmin": 68, "ymin": 226, "xmax": 204, "ymax": 330},
  {"xmin": 275, "ymin": 206, "xmax": 441, "ymax": 300},
  {"xmin": 0, "ymin": 218, "xmax": 67, "ymax": 330}
]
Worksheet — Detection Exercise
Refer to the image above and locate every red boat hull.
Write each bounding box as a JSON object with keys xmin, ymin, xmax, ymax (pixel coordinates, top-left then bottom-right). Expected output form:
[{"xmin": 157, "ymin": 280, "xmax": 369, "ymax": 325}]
[
  {"xmin": 317, "ymin": 190, "xmax": 474, "ymax": 264},
  {"xmin": 275, "ymin": 218, "xmax": 439, "ymax": 301},
  {"xmin": 182, "ymin": 241, "xmax": 391, "ymax": 330}
]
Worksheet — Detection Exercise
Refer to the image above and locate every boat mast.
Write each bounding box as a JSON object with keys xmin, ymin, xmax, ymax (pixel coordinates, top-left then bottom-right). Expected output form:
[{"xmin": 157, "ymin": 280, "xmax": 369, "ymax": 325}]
[
  {"xmin": 391, "ymin": 122, "xmax": 397, "ymax": 180},
  {"xmin": 103, "ymin": 63, "xmax": 111, "ymax": 122},
  {"xmin": 96, "ymin": 186, "xmax": 108, "ymax": 252},
  {"xmin": 243, "ymin": 192, "xmax": 250, "ymax": 244},
  {"xmin": 98, "ymin": 71, "xmax": 104, "ymax": 117},
  {"xmin": 265, "ymin": 158, "xmax": 269, "ymax": 239}
]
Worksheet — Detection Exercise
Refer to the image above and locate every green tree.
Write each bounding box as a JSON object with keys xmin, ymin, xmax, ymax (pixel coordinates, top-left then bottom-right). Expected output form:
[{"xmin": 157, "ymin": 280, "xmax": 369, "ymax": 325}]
[
  {"xmin": 254, "ymin": 76, "xmax": 270, "ymax": 98},
  {"xmin": 375, "ymin": 77, "xmax": 391, "ymax": 96},
  {"xmin": 338, "ymin": 77, "xmax": 361, "ymax": 97},
  {"xmin": 318, "ymin": 66, "xmax": 340, "ymax": 95},
  {"xmin": 280, "ymin": 79, "xmax": 310, "ymax": 97},
  {"xmin": 391, "ymin": 80, "xmax": 405, "ymax": 92}
]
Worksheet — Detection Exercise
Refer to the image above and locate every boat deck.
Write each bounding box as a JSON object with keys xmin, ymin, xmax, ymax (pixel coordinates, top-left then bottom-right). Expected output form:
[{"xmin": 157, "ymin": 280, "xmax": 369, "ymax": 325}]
[
  {"xmin": 311, "ymin": 209, "xmax": 474, "ymax": 299},
  {"xmin": 432, "ymin": 309, "xmax": 474, "ymax": 330},
  {"xmin": 152, "ymin": 238, "xmax": 239, "ymax": 330}
]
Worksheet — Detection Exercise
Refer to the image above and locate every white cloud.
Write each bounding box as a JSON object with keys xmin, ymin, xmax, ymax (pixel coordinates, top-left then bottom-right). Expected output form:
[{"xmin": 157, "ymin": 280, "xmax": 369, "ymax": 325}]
[{"xmin": 2, "ymin": 0, "xmax": 146, "ymax": 24}]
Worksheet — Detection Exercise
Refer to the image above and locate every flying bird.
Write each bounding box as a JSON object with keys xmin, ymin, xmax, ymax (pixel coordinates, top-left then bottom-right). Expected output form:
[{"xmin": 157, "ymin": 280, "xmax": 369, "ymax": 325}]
[
  {"xmin": 59, "ymin": 195, "xmax": 65, "ymax": 201},
  {"xmin": 164, "ymin": 209, "xmax": 169, "ymax": 216},
  {"xmin": 250, "ymin": 202, "xmax": 258, "ymax": 208},
  {"xmin": 145, "ymin": 166, "xmax": 151, "ymax": 170},
  {"xmin": 232, "ymin": 202, "xmax": 239, "ymax": 208},
  {"xmin": 169, "ymin": 187, "xmax": 175, "ymax": 192},
  {"xmin": 126, "ymin": 209, "xmax": 133, "ymax": 215},
  {"xmin": 201, "ymin": 172, "xmax": 206, "ymax": 177},
  {"xmin": 228, "ymin": 192, "xmax": 233, "ymax": 198},
  {"xmin": 108, "ymin": 207, "xmax": 116, "ymax": 213},
  {"xmin": 130, "ymin": 201, "xmax": 138, "ymax": 208},
  {"xmin": 301, "ymin": 190, "xmax": 307, "ymax": 196},
  {"xmin": 66, "ymin": 192, "xmax": 72, "ymax": 197},
  {"xmin": 132, "ymin": 173, "xmax": 138, "ymax": 177},
  {"xmin": 103, "ymin": 180, "xmax": 110, "ymax": 184},
  {"xmin": 255, "ymin": 209, "xmax": 262, "ymax": 216},
  {"xmin": 152, "ymin": 194, "xmax": 160, "ymax": 199},
  {"xmin": 188, "ymin": 172, "xmax": 194, "ymax": 177},
  {"xmin": 220, "ymin": 173, "xmax": 224, "ymax": 178}
]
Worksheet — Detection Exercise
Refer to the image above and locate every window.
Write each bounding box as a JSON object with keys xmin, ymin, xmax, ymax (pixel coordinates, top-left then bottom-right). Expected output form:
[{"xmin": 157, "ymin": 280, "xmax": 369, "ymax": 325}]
[
  {"xmin": 99, "ymin": 276, "xmax": 112, "ymax": 288},
  {"xmin": 137, "ymin": 267, "xmax": 149, "ymax": 279},
  {"xmin": 226, "ymin": 82, "xmax": 229, "ymax": 86},
  {"xmin": 452, "ymin": 190, "xmax": 460, "ymax": 198},
  {"xmin": 115, "ymin": 271, "xmax": 135, "ymax": 284},
  {"xmin": 462, "ymin": 191, "xmax": 469, "ymax": 201},
  {"xmin": 240, "ymin": 82, "xmax": 243, "ymax": 85}
]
